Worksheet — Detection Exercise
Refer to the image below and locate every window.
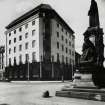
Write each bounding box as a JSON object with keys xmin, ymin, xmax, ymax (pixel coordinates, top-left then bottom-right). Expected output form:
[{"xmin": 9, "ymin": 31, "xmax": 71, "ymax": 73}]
[
  {"xmin": 32, "ymin": 40, "xmax": 35, "ymax": 48},
  {"xmin": 57, "ymin": 53, "xmax": 59, "ymax": 62},
  {"xmin": 9, "ymin": 40, "xmax": 11, "ymax": 45},
  {"xmin": 19, "ymin": 45, "xmax": 22, "ymax": 51},
  {"xmin": 72, "ymin": 51, "xmax": 74, "ymax": 56},
  {"xmin": 66, "ymin": 47, "xmax": 68, "ymax": 53},
  {"xmin": 61, "ymin": 35, "xmax": 64, "ymax": 41},
  {"xmin": 9, "ymin": 33, "xmax": 11, "ymax": 36},
  {"xmin": 19, "ymin": 35, "xmax": 22, "ymax": 41},
  {"xmin": 57, "ymin": 23, "xmax": 59, "ymax": 28},
  {"xmin": 57, "ymin": 42, "xmax": 59, "ymax": 49},
  {"xmin": 19, "ymin": 27, "xmax": 22, "ymax": 32},
  {"xmin": 57, "ymin": 32, "xmax": 59, "ymax": 38},
  {"xmin": 25, "ymin": 54, "xmax": 29, "ymax": 62},
  {"xmin": 69, "ymin": 49, "xmax": 71, "ymax": 55},
  {"xmin": 14, "ymin": 30, "xmax": 16, "ymax": 34},
  {"xmin": 19, "ymin": 54, "xmax": 22, "ymax": 62},
  {"xmin": 72, "ymin": 44, "xmax": 74, "ymax": 48},
  {"xmin": 14, "ymin": 38, "xmax": 16, "ymax": 43},
  {"xmin": 9, "ymin": 48, "xmax": 11, "ymax": 54},
  {"xmin": 72, "ymin": 37, "xmax": 74, "ymax": 41},
  {"xmin": 32, "ymin": 52, "xmax": 36, "ymax": 61},
  {"xmin": 69, "ymin": 41, "xmax": 71, "ymax": 46},
  {"xmin": 62, "ymin": 45, "xmax": 64, "ymax": 51},
  {"xmin": 32, "ymin": 20, "xmax": 35, "ymax": 25},
  {"xmin": 14, "ymin": 57, "xmax": 16, "ymax": 64},
  {"xmin": 69, "ymin": 59, "xmax": 71, "ymax": 64},
  {"xmin": 25, "ymin": 24, "xmax": 28, "ymax": 29},
  {"xmin": 61, "ymin": 27, "xmax": 63, "ymax": 32},
  {"xmin": 62, "ymin": 55, "xmax": 64, "ymax": 62},
  {"xmin": 14, "ymin": 47, "xmax": 16, "ymax": 53},
  {"xmin": 66, "ymin": 31, "xmax": 67, "ymax": 35},
  {"xmin": 69, "ymin": 34, "xmax": 71, "ymax": 38},
  {"xmin": 9, "ymin": 58, "xmax": 11, "ymax": 65},
  {"xmin": 32, "ymin": 30, "xmax": 35, "ymax": 36},
  {"xmin": 65, "ymin": 39, "xmax": 68, "ymax": 44},
  {"xmin": 66, "ymin": 57, "xmax": 68, "ymax": 64},
  {"xmin": 25, "ymin": 32, "xmax": 28, "ymax": 38},
  {"xmin": 25, "ymin": 42, "xmax": 28, "ymax": 49}
]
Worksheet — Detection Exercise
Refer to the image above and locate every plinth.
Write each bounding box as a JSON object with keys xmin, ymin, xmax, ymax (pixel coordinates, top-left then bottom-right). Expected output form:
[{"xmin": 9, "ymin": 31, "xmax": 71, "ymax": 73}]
[
  {"xmin": 56, "ymin": 70, "xmax": 105, "ymax": 101},
  {"xmin": 56, "ymin": 0, "xmax": 105, "ymax": 101}
]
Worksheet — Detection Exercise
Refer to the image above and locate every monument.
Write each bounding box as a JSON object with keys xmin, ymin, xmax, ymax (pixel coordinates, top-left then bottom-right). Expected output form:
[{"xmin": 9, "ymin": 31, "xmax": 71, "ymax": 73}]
[{"xmin": 56, "ymin": 0, "xmax": 105, "ymax": 101}]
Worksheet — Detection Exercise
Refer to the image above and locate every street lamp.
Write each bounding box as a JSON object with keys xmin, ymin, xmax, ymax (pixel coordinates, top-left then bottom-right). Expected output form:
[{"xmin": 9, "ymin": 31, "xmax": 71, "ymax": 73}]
[
  {"xmin": 51, "ymin": 55, "xmax": 54, "ymax": 79},
  {"xmin": 0, "ymin": 46, "xmax": 5, "ymax": 80},
  {"xmin": 27, "ymin": 55, "xmax": 29, "ymax": 81},
  {"xmin": 72, "ymin": 61, "xmax": 74, "ymax": 80},
  {"xmin": 40, "ymin": 56, "xmax": 42, "ymax": 79}
]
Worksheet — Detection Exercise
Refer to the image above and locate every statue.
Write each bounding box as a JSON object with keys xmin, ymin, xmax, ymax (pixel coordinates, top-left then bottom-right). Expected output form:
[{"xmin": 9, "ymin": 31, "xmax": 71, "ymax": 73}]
[
  {"xmin": 88, "ymin": 0, "xmax": 100, "ymax": 27},
  {"xmin": 80, "ymin": 37, "xmax": 97, "ymax": 64},
  {"xmin": 56, "ymin": 0, "xmax": 105, "ymax": 101},
  {"xmin": 78, "ymin": 0, "xmax": 105, "ymax": 87}
]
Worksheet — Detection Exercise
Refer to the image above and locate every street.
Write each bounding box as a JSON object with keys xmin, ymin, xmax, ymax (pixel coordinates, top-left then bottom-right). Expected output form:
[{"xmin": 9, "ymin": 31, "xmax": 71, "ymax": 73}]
[{"xmin": 0, "ymin": 81, "xmax": 104, "ymax": 105}]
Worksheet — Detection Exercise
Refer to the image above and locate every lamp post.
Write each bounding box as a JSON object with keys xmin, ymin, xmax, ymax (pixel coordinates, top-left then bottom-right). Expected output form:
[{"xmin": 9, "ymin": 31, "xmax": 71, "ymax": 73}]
[
  {"xmin": 27, "ymin": 55, "xmax": 29, "ymax": 81},
  {"xmin": 40, "ymin": 56, "xmax": 42, "ymax": 79},
  {"xmin": 0, "ymin": 46, "xmax": 5, "ymax": 80},
  {"xmin": 51, "ymin": 56, "xmax": 54, "ymax": 79},
  {"xmin": 72, "ymin": 61, "xmax": 74, "ymax": 81}
]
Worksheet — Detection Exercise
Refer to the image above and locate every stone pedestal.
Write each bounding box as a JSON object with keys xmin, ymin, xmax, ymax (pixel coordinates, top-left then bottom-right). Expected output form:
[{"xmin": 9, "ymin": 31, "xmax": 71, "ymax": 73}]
[
  {"xmin": 56, "ymin": 71, "xmax": 105, "ymax": 101},
  {"xmin": 56, "ymin": 0, "xmax": 105, "ymax": 102},
  {"xmin": 72, "ymin": 72, "xmax": 96, "ymax": 88},
  {"xmin": 56, "ymin": 87, "xmax": 105, "ymax": 101}
]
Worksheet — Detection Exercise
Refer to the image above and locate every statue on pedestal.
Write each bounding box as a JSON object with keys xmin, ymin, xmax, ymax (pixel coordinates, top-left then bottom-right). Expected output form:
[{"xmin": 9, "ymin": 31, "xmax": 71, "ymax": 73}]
[
  {"xmin": 77, "ymin": 0, "xmax": 105, "ymax": 88},
  {"xmin": 56, "ymin": 0, "xmax": 105, "ymax": 101},
  {"xmin": 88, "ymin": 0, "xmax": 100, "ymax": 27}
]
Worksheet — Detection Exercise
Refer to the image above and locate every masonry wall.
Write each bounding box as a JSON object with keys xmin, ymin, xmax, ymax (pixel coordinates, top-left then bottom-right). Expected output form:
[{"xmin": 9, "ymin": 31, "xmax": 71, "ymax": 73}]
[
  {"xmin": 6, "ymin": 14, "xmax": 40, "ymax": 66},
  {"xmin": 51, "ymin": 18, "xmax": 75, "ymax": 64}
]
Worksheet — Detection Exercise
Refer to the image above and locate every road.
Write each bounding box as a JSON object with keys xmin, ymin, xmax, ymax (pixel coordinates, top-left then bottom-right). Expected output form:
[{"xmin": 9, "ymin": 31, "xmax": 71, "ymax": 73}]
[{"xmin": 0, "ymin": 81, "xmax": 104, "ymax": 105}]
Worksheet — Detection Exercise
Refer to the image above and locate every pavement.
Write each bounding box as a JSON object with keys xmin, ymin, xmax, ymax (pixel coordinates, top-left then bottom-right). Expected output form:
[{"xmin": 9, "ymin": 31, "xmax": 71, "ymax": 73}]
[
  {"xmin": 11, "ymin": 80, "xmax": 68, "ymax": 83},
  {"xmin": 0, "ymin": 81, "xmax": 105, "ymax": 105}
]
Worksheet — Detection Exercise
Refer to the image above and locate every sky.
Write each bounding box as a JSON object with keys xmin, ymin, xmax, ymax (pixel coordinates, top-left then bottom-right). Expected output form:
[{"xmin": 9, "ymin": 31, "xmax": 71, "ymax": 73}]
[{"xmin": 0, "ymin": 0, "xmax": 105, "ymax": 55}]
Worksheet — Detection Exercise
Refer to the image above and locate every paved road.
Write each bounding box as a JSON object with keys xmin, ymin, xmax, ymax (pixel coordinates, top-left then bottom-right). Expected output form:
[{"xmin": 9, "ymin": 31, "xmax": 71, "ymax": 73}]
[{"xmin": 0, "ymin": 81, "xmax": 104, "ymax": 105}]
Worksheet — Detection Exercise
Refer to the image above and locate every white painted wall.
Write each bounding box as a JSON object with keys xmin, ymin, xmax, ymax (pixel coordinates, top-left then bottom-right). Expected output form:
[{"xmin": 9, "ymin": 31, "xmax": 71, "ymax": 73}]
[
  {"xmin": 51, "ymin": 19, "xmax": 75, "ymax": 64},
  {"xmin": 5, "ymin": 12, "xmax": 75, "ymax": 66},
  {"xmin": 6, "ymin": 14, "xmax": 40, "ymax": 66}
]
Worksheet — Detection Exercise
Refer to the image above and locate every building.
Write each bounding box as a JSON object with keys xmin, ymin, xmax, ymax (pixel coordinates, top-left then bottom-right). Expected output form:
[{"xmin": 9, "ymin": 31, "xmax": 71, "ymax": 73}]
[
  {"xmin": 75, "ymin": 52, "xmax": 81, "ymax": 67},
  {"xmin": 5, "ymin": 4, "xmax": 75, "ymax": 80},
  {"xmin": 0, "ymin": 46, "xmax": 5, "ymax": 80}
]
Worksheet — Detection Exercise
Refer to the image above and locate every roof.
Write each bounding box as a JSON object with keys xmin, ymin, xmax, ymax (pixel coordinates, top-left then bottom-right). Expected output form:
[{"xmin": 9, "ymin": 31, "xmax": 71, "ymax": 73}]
[{"xmin": 6, "ymin": 4, "xmax": 74, "ymax": 34}]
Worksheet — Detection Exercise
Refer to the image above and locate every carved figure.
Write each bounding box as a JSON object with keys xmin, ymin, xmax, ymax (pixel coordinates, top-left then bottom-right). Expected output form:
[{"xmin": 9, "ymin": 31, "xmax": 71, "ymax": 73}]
[
  {"xmin": 88, "ymin": 0, "xmax": 100, "ymax": 27},
  {"xmin": 80, "ymin": 37, "xmax": 97, "ymax": 64}
]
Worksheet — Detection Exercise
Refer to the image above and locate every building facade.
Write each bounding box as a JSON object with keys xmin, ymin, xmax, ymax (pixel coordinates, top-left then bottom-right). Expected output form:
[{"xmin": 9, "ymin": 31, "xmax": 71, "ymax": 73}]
[
  {"xmin": 5, "ymin": 4, "xmax": 75, "ymax": 80},
  {"xmin": 0, "ymin": 46, "xmax": 5, "ymax": 80},
  {"xmin": 75, "ymin": 52, "xmax": 81, "ymax": 67}
]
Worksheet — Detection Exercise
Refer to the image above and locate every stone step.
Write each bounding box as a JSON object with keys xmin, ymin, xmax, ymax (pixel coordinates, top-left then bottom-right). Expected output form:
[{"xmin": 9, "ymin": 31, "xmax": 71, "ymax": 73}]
[
  {"xmin": 56, "ymin": 88, "xmax": 105, "ymax": 102},
  {"xmin": 62, "ymin": 88, "xmax": 105, "ymax": 93}
]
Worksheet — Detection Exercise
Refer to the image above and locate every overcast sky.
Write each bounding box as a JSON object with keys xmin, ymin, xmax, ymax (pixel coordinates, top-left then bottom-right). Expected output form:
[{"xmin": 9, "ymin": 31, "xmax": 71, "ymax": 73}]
[{"xmin": 0, "ymin": 0, "xmax": 105, "ymax": 55}]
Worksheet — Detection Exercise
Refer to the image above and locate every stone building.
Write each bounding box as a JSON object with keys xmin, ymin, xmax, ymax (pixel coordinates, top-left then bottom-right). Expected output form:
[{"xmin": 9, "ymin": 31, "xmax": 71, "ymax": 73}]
[
  {"xmin": 75, "ymin": 52, "xmax": 81, "ymax": 68},
  {"xmin": 5, "ymin": 4, "xmax": 75, "ymax": 80},
  {"xmin": 0, "ymin": 46, "xmax": 5, "ymax": 80}
]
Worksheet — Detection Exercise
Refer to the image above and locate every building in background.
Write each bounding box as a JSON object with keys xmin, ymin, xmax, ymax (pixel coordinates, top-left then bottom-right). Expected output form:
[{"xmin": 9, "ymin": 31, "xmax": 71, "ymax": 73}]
[
  {"xmin": 75, "ymin": 52, "xmax": 81, "ymax": 66},
  {"xmin": 0, "ymin": 46, "xmax": 5, "ymax": 80},
  {"xmin": 5, "ymin": 4, "xmax": 75, "ymax": 80},
  {"xmin": 75, "ymin": 51, "xmax": 81, "ymax": 71}
]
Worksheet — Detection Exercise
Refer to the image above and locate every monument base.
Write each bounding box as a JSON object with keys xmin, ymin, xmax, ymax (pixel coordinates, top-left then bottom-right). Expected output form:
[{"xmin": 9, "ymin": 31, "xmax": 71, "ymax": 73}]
[
  {"xmin": 72, "ymin": 72, "xmax": 96, "ymax": 88},
  {"xmin": 56, "ymin": 88, "xmax": 105, "ymax": 101},
  {"xmin": 56, "ymin": 72, "xmax": 105, "ymax": 101}
]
